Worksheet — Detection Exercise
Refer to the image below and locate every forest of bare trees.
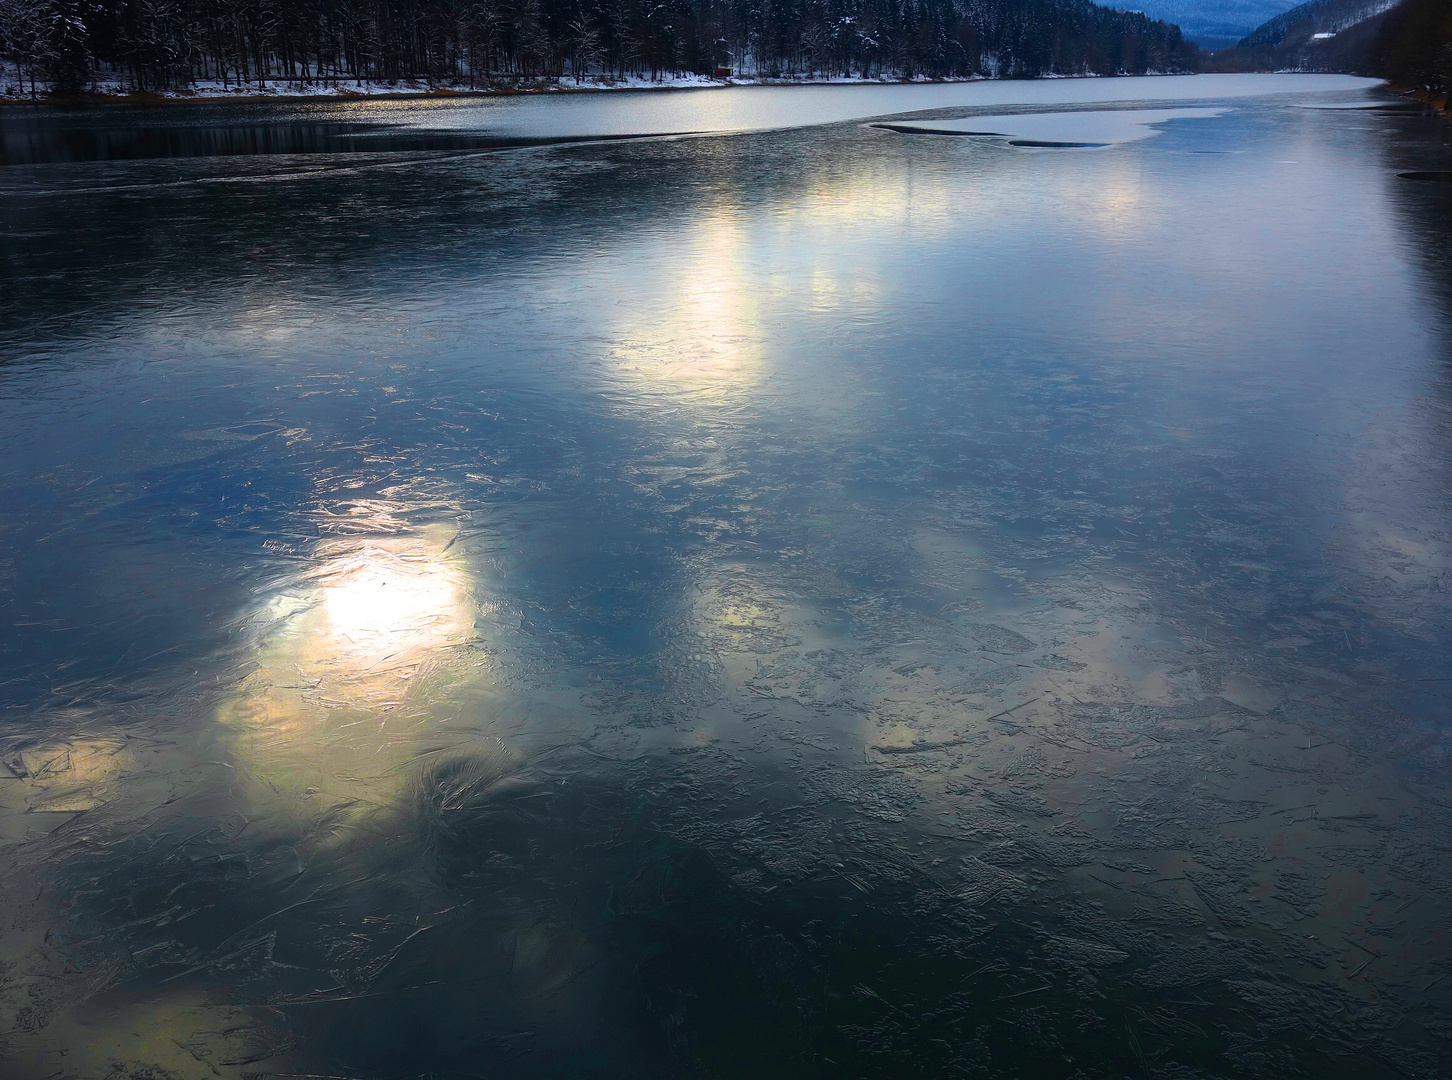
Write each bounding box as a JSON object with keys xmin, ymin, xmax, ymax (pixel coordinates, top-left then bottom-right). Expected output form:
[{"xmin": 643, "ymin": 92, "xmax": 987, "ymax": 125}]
[{"xmin": 0, "ymin": 0, "xmax": 1197, "ymax": 97}]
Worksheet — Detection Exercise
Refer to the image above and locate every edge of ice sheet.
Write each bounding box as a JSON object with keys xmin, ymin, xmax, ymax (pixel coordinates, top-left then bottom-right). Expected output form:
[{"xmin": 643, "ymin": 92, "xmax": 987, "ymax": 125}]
[{"xmin": 874, "ymin": 107, "xmax": 1226, "ymax": 147}]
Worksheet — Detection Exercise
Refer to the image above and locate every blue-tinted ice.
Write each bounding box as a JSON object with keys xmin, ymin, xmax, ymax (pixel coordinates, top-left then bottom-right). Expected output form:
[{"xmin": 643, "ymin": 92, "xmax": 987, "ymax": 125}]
[{"xmin": 1, "ymin": 74, "xmax": 1450, "ymax": 1078}]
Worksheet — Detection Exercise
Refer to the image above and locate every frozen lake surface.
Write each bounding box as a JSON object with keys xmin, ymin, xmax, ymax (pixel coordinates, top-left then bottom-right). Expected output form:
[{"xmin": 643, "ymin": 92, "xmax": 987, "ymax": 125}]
[{"xmin": 1, "ymin": 74, "xmax": 1451, "ymax": 1078}]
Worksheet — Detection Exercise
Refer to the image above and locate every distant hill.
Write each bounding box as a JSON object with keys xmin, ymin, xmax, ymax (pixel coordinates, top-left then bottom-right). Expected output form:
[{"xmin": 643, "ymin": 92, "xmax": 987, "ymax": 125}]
[
  {"xmin": 1238, "ymin": 0, "xmax": 1400, "ymax": 46},
  {"xmin": 1117, "ymin": 0, "xmax": 1304, "ymax": 48},
  {"xmin": 1207, "ymin": 0, "xmax": 1402, "ymax": 70}
]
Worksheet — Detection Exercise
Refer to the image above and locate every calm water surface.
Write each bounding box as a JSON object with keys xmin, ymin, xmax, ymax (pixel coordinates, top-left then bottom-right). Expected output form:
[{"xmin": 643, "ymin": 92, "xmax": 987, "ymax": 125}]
[{"xmin": 2, "ymin": 74, "xmax": 1452, "ymax": 1078}]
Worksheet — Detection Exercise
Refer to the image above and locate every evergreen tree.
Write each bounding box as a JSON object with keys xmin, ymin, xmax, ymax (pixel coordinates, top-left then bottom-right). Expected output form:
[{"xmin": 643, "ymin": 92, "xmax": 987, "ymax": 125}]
[{"xmin": 0, "ymin": 0, "xmax": 1198, "ymax": 94}]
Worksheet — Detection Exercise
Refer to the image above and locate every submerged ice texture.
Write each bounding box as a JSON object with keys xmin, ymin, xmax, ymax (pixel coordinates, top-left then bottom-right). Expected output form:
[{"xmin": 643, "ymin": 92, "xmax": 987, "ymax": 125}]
[{"xmin": 0, "ymin": 76, "xmax": 1451, "ymax": 1078}]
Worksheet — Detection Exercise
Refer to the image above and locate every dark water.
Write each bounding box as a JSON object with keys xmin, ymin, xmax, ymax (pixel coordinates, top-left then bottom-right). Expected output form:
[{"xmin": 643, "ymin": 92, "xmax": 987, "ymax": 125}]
[{"xmin": 2, "ymin": 75, "xmax": 1452, "ymax": 1079}]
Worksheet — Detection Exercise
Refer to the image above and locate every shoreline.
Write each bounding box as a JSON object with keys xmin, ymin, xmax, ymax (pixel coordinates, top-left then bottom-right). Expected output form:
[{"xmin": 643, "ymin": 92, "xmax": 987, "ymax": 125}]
[
  {"xmin": 1397, "ymin": 86, "xmax": 1452, "ymax": 117},
  {"xmin": 0, "ymin": 71, "xmax": 1176, "ymax": 108}
]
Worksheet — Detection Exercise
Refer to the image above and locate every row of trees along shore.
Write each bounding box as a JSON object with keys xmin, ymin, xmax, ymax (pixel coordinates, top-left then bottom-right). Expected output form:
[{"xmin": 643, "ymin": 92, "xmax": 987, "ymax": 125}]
[{"xmin": 0, "ymin": 0, "xmax": 1197, "ymax": 96}]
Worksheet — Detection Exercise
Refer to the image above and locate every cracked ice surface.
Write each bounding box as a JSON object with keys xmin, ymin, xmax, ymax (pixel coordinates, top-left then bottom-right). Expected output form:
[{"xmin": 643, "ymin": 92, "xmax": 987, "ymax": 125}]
[{"xmin": 0, "ymin": 75, "xmax": 1450, "ymax": 1078}]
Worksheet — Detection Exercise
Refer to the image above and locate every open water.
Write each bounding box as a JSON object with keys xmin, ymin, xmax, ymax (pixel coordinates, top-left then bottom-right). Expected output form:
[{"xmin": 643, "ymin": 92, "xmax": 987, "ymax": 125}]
[{"xmin": 2, "ymin": 74, "xmax": 1452, "ymax": 1078}]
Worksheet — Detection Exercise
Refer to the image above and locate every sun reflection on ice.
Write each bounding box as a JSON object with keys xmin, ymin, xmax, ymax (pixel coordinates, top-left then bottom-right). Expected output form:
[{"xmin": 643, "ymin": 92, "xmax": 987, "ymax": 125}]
[
  {"xmin": 315, "ymin": 540, "xmax": 471, "ymax": 659},
  {"xmin": 218, "ymin": 523, "xmax": 486, "ymax": 841}
]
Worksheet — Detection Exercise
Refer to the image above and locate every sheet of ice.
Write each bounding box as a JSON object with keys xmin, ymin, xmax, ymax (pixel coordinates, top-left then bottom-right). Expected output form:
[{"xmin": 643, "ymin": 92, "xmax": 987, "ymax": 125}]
[
  {"xmin": 876, "ymin": 107, "xmax": 1224, "ymax": 147},
  {"xmin": 2, "ymin": 80, "xmax": 1451, "ymax": 1080},
  {"xmin": 309, "ymin": 74, "xmax": 1371, "ymax": 139},
  {"xmin": 0, "ymin": 75, "xmax": 1379, "ymax": 168}
]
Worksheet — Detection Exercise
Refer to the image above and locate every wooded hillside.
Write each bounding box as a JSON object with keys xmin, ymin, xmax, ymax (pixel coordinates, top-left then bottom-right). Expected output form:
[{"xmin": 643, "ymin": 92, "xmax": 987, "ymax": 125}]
[
  {"xmin": 1372, "ymin": 0, "xmax": 1451, "ymax": 97},
  {"xmin": 0, "ymin": 0, "xmax": 1197, "ymax": 96}
]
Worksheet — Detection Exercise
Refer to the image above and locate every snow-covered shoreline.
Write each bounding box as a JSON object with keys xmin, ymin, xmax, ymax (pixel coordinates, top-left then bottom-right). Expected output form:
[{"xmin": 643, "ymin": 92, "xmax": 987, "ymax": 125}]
[{"xmin": 0, "ymin": 65, "xmax": 1102, "ymax": 106}]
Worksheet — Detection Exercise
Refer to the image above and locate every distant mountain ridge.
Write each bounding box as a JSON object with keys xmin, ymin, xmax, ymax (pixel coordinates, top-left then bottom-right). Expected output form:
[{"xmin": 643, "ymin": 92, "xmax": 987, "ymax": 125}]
[
  {"xmin": 1237, "ymin": 0, "xmax": 1401, "ymax": 46},
  {"xmin": 1121, "ymin": 0, "xmax": 1303, "ymax": 46},
  {"xmin": 1205, "ymin": 0, "xmax": 1408, "ymax": 70}
]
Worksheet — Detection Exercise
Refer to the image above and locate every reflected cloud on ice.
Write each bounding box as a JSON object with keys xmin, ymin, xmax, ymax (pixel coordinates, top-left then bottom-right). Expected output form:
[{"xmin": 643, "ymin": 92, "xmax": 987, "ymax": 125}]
[{"xmin": 604, "ymin": 208, "xmax": 768, "ymax": 405}]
